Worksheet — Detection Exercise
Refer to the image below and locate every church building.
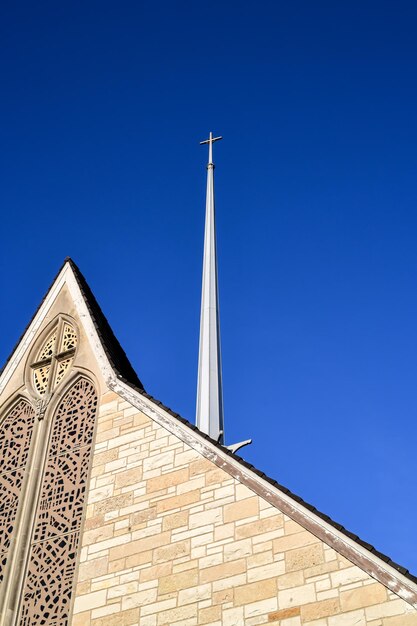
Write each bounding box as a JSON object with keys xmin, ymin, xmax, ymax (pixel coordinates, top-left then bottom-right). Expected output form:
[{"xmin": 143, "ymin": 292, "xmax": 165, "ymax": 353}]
[{"xmin": 1, "ymin": 137, "xmax": 416, "ymax": 626}]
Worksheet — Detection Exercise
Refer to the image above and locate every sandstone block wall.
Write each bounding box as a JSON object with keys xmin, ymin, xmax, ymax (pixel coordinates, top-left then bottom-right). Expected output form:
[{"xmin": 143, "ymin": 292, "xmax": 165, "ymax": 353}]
[{"xmin": 71, "ymin": 391, "xmax": 417, "ymax": 626}]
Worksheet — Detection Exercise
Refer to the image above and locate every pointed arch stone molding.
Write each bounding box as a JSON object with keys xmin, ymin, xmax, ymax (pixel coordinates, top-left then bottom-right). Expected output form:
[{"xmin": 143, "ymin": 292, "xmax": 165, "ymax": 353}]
[{"xmin": 18, "ymin": 375, "xmax": 98, "ymax": 626}]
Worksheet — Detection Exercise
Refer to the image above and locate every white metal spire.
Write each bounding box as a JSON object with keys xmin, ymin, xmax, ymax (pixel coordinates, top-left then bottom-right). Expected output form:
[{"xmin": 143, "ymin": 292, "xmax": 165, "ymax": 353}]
[{"xmin": 196, "ymin": 132, "xmax": 224, "ymax": 443}]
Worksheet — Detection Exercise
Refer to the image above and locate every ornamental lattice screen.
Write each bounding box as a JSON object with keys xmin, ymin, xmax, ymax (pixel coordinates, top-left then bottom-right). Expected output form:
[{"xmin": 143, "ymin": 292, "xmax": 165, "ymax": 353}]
[
  {"xmin": 0, "ymin": 400, "xmax": 35, "ymax": 582},
  {"xmin": 20, "ymin": 377, "xmax": 98, "ymax": 626}
]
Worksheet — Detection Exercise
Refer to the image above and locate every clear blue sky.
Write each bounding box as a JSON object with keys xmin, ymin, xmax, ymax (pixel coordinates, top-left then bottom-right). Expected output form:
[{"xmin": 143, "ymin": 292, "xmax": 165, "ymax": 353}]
[{"xmin": 1, "ymin": 1, "xmax": 417, "ymax": 572}]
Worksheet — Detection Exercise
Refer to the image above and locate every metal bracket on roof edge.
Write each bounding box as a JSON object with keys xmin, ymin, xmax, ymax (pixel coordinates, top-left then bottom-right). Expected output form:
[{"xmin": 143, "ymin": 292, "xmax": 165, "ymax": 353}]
[{"xmin": 225, "ymin": 439, "xmax": 252, "ymax": 454}]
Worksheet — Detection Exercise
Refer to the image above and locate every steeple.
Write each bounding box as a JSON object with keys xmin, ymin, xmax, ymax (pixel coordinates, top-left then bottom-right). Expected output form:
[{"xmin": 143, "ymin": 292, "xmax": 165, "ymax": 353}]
[{"xmin": 196, "ymin": 132, "xmax": 224, "ymax": 443}]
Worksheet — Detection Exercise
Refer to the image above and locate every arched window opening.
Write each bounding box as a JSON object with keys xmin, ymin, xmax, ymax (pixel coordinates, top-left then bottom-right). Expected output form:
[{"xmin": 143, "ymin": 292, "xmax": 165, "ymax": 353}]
[
  {"xmin": 0, "ymin": 399, "xmax": 35, "ymax": 582},
  {"xmin": 20, "ymin": 377, "xmax": 97, "ymax": 626}
]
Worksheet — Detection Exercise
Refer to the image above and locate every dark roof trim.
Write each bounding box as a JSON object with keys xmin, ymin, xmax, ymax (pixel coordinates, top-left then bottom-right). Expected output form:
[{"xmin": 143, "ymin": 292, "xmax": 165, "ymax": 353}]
[{"xmin": 67, "ymin": 258, "xmax": 144, "ymax": 390}]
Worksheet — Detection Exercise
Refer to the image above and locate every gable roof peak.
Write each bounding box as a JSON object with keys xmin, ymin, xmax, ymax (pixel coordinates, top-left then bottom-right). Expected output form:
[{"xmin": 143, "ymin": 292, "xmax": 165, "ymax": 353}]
[{"xmin": 0, "ymin": 258, "xmax": 144, "ymax": 392}]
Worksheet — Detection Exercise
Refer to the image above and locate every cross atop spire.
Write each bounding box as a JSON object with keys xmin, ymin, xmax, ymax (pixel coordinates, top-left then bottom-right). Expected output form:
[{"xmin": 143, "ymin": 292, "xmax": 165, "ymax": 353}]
[{"xmin": 200, "ymin": 132, "xmax": 223, "ymax": 166}]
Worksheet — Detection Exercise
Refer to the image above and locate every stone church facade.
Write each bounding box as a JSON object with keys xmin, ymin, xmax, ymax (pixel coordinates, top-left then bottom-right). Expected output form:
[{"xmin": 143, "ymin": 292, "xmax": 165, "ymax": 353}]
[{"xmin": 0, "ymin": 258, "xmax": 416, "ymax": 626}]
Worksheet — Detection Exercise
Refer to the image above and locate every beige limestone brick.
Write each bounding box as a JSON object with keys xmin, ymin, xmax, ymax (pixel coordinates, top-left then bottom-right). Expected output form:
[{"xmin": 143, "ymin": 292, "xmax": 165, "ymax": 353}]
[
  {"xmin": 178, "ymin": 582, "xmax": 211, "ymax": 604},
  {"xmin": 213, "ymin": 588, "xmax": 233, "ymax": 603},
  {"xmin": 247, "ymin": 551, "xmax": 273, "ymax": 568},
  {"xmin": 147, "ymin": 468, "xmax": 189, "ymax": 492},
  {"xmin": 133, "ymin": 412, "xmax": 150, "ymax": 427},
  {"xmin": 235, "ymin": 483, "xmax": 255, "ymax": 500},
  {"xmin": 212, "ymin": 572, "xmax": 247, "ymax": 592},
  {"xmin": 162, "ymin": 510, "xmax": 189, "ymax": 531},
  {"xmin": 74, "ymin": 590, "xmax": 107, "ymax": 613},
  {"xmin": 177, "ymin": 475, "xmax": 206, "ymax": 494},
  {"xmin": 268, "ymin": 607, "xmax": 301, "ymax": 621},
  {"xmin": 199, "ymin": 553, "xmax": 223, "ymax": 568},
  {"xmin": 253, "ymin": 529, "xmax": 284, "ymax": 544},
  {"xmin": 82, "ymin": 525, "xmax": 114, "ymax": 547},
  {"xmin": 121, "ymin": 587, "xmax": 158, "ymax": 609},
  {"xmin": 205, "ymin": 494, "xmax": 235, "ymax": 510},
  {"xmin": 328, "ymin": 609, "xmax": 365, "ymax": 625},
  {"xmin": 215, "ymin": 484, "xmax": 235, "ymax": 500},
  {"xmin": 90, "ymin": 608, "xmax": 139, "ymax": 626},
  {"xmin": 95, "ymin": 427, "xmax": 120, "ymax": 444},
  {"xmin": 214, "ymin": 522, "xmax": 234, "ymax": 541},
  {"xmin": 235, "ymin": 515, "xmax": 283, "ymax": 539},
  {"xmin": 304, "ymin": 559, "xmax": 338, "ymax": 578},
  {"xmin": 172, "ymin": 523, "xmax": 213, "ymax": 542},
  {"xmin": 88, "ymin": 532, "xmax": 131, "ymax": 555},
  {"xmin": 247, "ymin": 560, "xmax": 285, "ymax": 582},
  {"xmin": 199, "ymin": 605, "xmax": 222, "ymax": 624},
  {"xmin": 76, "ymin": 581, "xmax": 91, "ymax": 595},
  {"xmin": 109, "ymin": 530, "xmax": 170, "ymax": 561},
  {"xmin": 151, "ymin": 603, "xmax": 197, "ymax": 623},
  {"xmin": 234, "ymin": 579, "xmax": 277, "ymax": 606},
  {"xmin": 72, "ymin": 611, "xmax": 91, "ymax": 626},
  {"xmin": 130, "ymin": 507, "xmax": 157, "ymax": 526},
  {"xmin": 91, "ymin": 604, "xmax": 120, "ymax": 619},
  {"xmin": 277, "ymin": 570, "xmax": 304, "ymax": 590},
  {"xmin": 330, "ymin": 565, "xmax": 367, "ymax": 588},
  {"xmin": 286, "ymin": 543, "xmax": 324, "ymax": 572},
  {"xmin": 224, "ymin": 538, "xmax": 252, "ymax": 561},
  {"xmin": 383, "ymin": 615, "xmax": 417, "ymax": 625},
  {"xmin": 365, "ymin": 598, "xmax": 410, "ymax": 620},
  {"xmin": 189, "ymin": 507, "xmax": 222, "ymax": 528},
  {"xmin": 301, "ymin": 597, "xmax": 340, "ymax": 621},
  {"xmin": 153, "ymin": 539, "xmax": 190, "ymax": 563},
  {"xmin": 114, "ymin": 518, "xmax": 129, "ymax": 531},
  {"xmin": 278, "ymin": 583, "xmax": 316, "ymax": 609},
  {"xmin": 200, "ymin": 559, "xmax": 247, "ymax": 583},
  {"xmin": 94, "ymin": 493, "xmax": 134, "ymax": 516},
  {"xmin": 205, "ymin": 467, "xmax": 230, "ymax": 485},
  {"xmin": 114, "ymin": 466, "xmax": 142, "ymax": 489},
  {"xmin": 158, "ymin": 568, "xmax": 198, "ymax": 593},
  {"xmin": 340, "ymin": 582, "xmax": 387, "ymax": 611},
  {"xmin": 221, "ymin": 606, "xmax": 243, "ymax": 626},
  {"xmin": 173, "ymin": 558, "xmax": 199, "ymax": 573},
  {"xmin": 284, "ymin": 518, "xmax": 304, "ymax": 532},
  {"xmin": 106, "ymin": 582, "xmax": 138, "ymax": 599},
  {"xmin": 273, "ymin": 531, "xmax": 319, "ymax": 554},
  {"xmin": 156, "ymin": 489, "xmax": 200, "ymax": 513},
  {"xmin": 278, "ymin": 618, "xmax": 302, "ymax": 626},
  {"xmin": 78, "ymin": 556, "xmax": 109, "ymax": 582},
  {"xmin": 125, "ymin": 548, "xmax": 153, "ymax": 569},
  {"xmin": 244, "ymin": 597, "xmax": 278, "ymax": 618},
  {"xmin": 88, "ymin": 485, "xmax": 114, "ymax": 504},
  {"xmin": 131, "ymin": 522, "xmax": 164, "ymax": 542},
  {"xmin": 175, "ymin": 448, "xmax": 200, "ymax": 465},
  {"xmin": 140, "ymin": 562, "xmax": 172, "ymax": 582},
  {"xmin": 105, "ymin": 458, "xmax": 127, "ymax": 473},
  {"xmin": 189, "ymin": 458, "xmax": 212, "ymax": 476},
  {"xmin": 224, "ymin": 497, "xmax": 259, "ymax": 523},
  {"xmin": 102, "ymin": 391, "xmax": 120, "ymax": 403},
  {"xmin": 93, "ymin": 449, "xmax": 119, "ymax": 467}
]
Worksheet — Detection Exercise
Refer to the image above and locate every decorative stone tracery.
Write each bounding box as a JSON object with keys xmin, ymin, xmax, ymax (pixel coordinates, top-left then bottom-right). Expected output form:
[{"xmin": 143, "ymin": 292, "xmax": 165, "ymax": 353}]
[
  {"xmin": 0, "ymin": 399, "xmax": 35, "ymax": 582},
  {"xmin": 32, "ymin": 319, "xmax": 78, "ymax": 396},
  {"xmin": 20, "ymin": 377, "xmax": 97, "ymax": 626}
]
